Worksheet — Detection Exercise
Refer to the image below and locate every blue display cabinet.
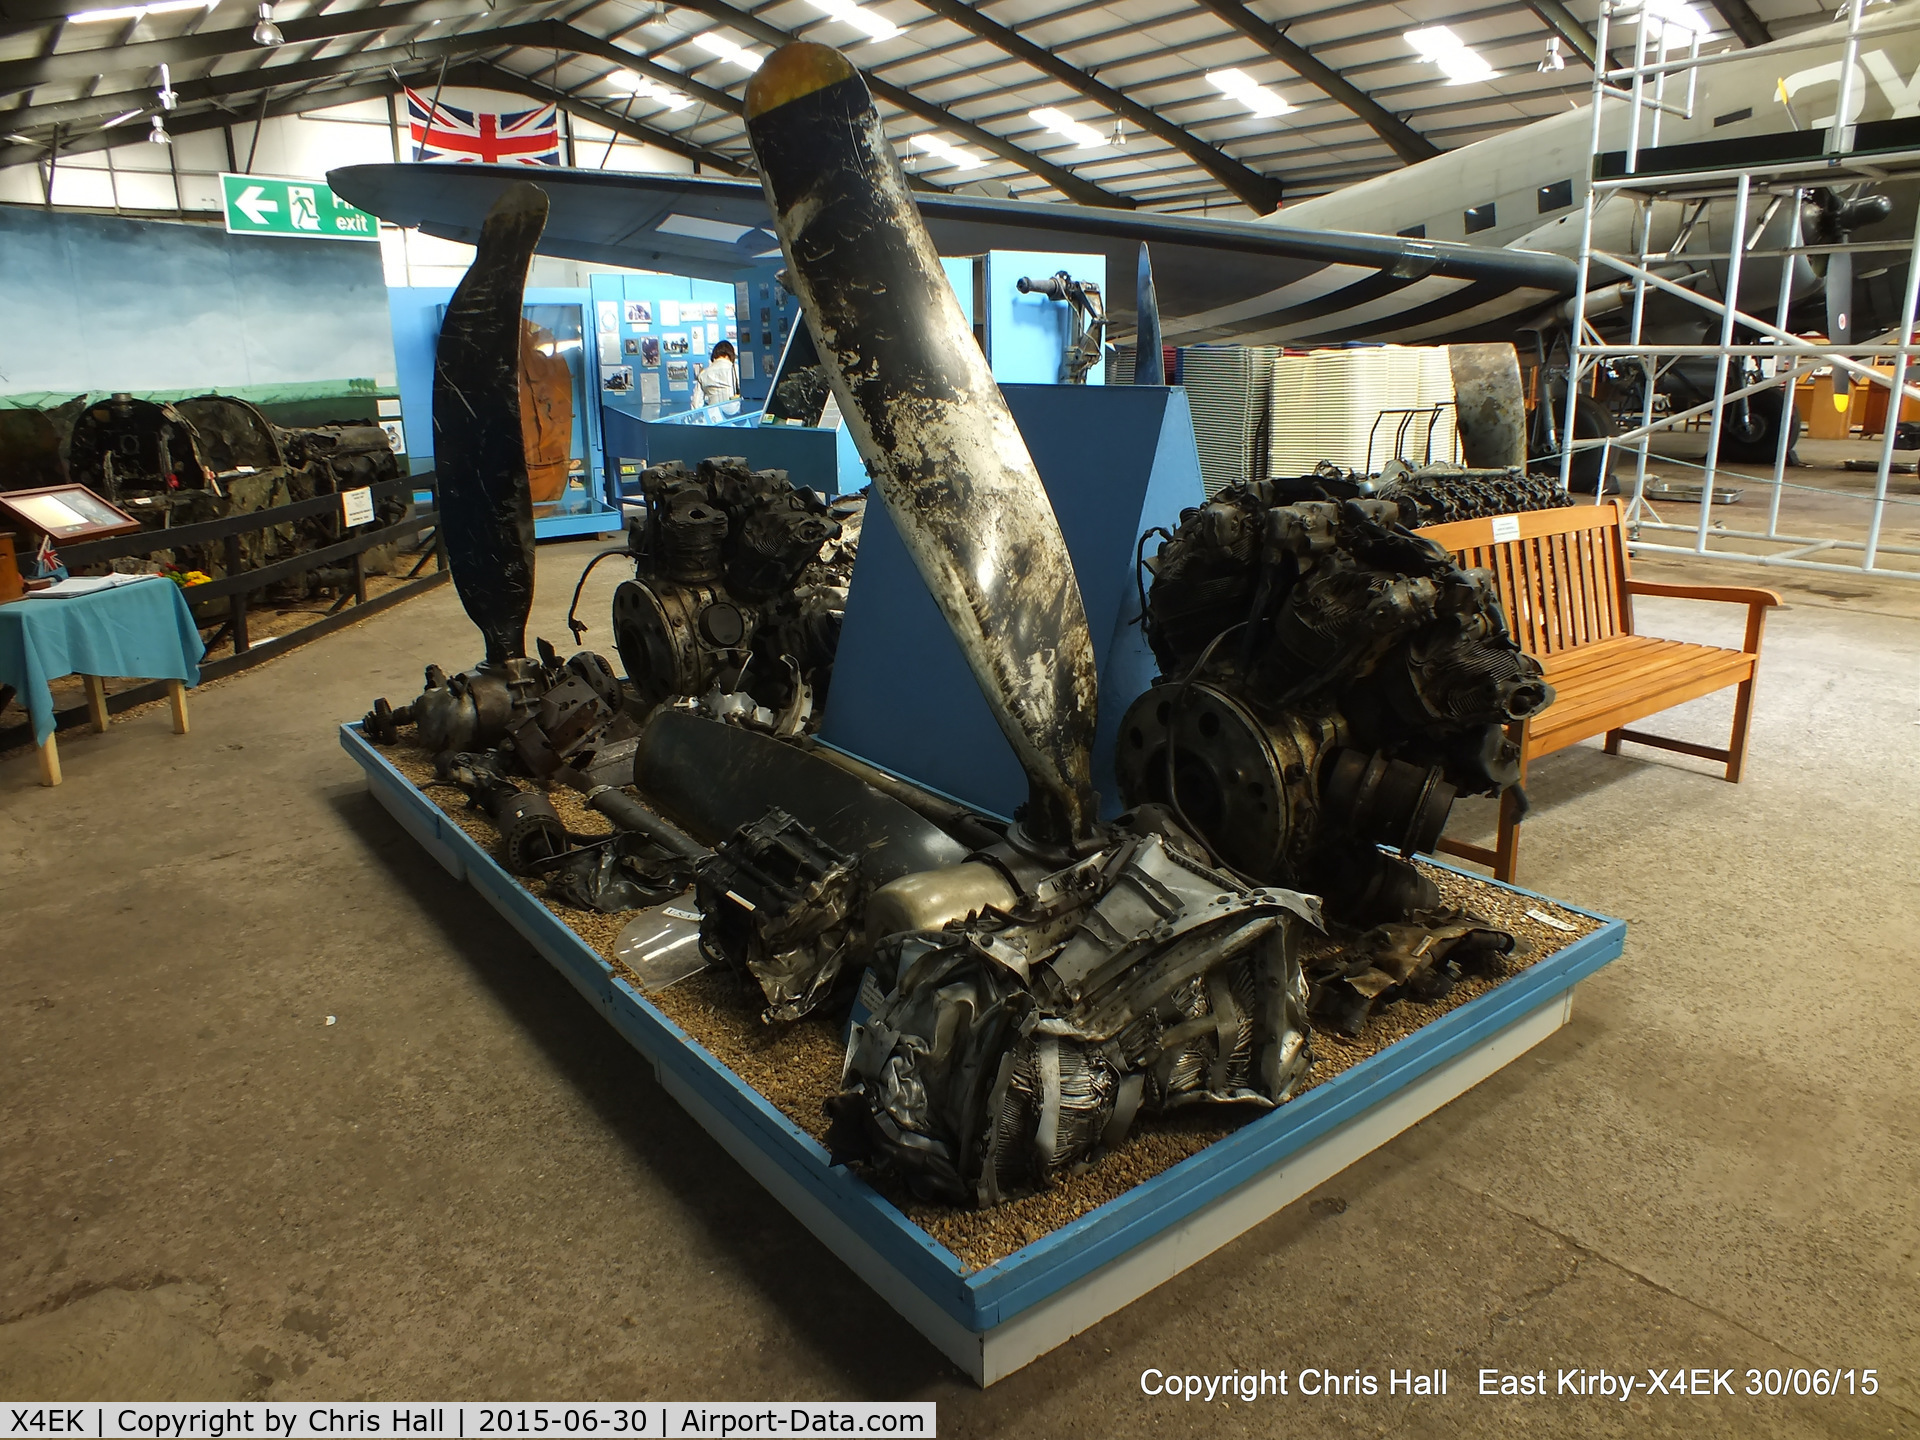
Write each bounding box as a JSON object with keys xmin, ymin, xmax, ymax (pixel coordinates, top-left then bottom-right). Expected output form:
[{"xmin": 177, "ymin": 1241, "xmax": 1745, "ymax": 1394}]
[
  {"xmin": 387, "ymin": 285, "xmax": 620, "ymax": 539},
  {"xmin": 596, "ymin": 251, "xmax": 1104, "ymax": 497}
]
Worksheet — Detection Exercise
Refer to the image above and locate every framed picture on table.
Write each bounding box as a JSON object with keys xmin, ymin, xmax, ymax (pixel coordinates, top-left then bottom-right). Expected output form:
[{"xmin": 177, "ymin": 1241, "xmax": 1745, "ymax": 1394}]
[{"xmin": 0, "ymin": 484, "xmax": 142, "ymax": 543}]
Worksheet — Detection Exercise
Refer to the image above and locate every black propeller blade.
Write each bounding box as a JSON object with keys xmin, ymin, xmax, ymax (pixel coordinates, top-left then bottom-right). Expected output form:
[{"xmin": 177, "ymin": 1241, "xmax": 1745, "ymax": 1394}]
[
  {"xmin": 742, "ymin": 43, "xmax": 1100, "ymax": 847},
  {"xmin": 1810, "ymin": 188, "xmax": 1891, "ymax": 346},
  {"xmin": 433, "ymin": 181, "xmax": 549, "ymax": 665}
]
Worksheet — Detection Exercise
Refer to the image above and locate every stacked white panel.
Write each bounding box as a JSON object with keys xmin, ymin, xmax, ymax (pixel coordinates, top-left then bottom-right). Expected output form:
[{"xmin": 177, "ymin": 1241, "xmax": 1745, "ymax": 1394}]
[
  {"xmin": 1267, "ymin": 346, "xmax": 1460, "ymax": 477},
  {"xmin": 1181, "ymin": 345, "xmax": 1279, "ymax": 495}
]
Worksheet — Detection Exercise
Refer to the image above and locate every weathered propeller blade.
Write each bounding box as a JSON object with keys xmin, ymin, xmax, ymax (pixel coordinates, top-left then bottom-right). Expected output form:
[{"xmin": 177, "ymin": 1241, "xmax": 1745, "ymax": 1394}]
[
  {"xmin": 1448, "ymin": 342, "xmax": 1527, "ymax": 469},
  {"xmin": 1826, "ymin": 245, "xmax": 1853, "ymax": 346},
  {"xmin": 743, "ymin": 43, "xmax": 1100, "ymax": 847},
  {"xmin": 1135, "ymin": 243, "xmax": 1165, "ymax": 386},
  {"xmin": 433, "ymin": 181, "xmax": 548, "ymax": 664}
]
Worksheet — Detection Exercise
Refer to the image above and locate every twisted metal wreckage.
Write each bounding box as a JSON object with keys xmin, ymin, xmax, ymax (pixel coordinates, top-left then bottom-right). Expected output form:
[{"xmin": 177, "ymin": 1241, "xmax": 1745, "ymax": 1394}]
[
  {"xmin": 363, "ymin": 43, "xmax": 1564, "ymax": 1210},
  {"xmin": 1, "ymin": 392, "xmax": 405, "ymax": 583}
]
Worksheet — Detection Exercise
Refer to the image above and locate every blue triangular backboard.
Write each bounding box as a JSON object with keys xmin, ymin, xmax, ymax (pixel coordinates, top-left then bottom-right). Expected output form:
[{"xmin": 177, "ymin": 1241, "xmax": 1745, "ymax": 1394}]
[{"xmin": 818, "ymin": 384, "xmax": 1205, "ymax": 821}]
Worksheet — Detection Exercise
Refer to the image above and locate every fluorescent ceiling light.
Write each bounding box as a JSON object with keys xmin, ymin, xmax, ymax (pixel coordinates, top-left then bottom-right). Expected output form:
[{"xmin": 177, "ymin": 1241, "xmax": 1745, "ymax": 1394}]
[
  {"xmin": 1030, "ymin": 106, "xmax": 1109, "ymax": 148},
  {"xmin": 806, "ymin": 0, "xmax": 901, "ymax": 42},
  {"xmin": 68, "ymin": 0, "xmax": 211, "ymax": 22},
  {"xmin": 911, "ymin": 132, "xmax": 983, "ymax": 169},
  {"xmin": 1207, "ymin": 68, "xmax": 1292, "ymax": 118},
  {"xmin": 692, "ymin": 32, "xmax": 762, "ymax": 70},
  {"xmin": 609, "ymin": 68, "xmax": 694, "ymax": 110},
  {"xmin": 1641, "ymin": 0, "xmax": 1709, "ymax": 44},
  {"xmin": 1405, "ymin": 25, "xmax": 1496, "ymax": 84},
  {"xmin": 100, "ymin": 107, "xmax": 145, "ymax": 128}
]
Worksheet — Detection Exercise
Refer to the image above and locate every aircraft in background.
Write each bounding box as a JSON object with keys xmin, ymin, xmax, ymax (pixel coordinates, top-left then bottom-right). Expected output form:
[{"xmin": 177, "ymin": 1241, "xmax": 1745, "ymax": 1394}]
[{"xmin": 332, "ymin": 1, "xmax": 1920, "ymax": 463}]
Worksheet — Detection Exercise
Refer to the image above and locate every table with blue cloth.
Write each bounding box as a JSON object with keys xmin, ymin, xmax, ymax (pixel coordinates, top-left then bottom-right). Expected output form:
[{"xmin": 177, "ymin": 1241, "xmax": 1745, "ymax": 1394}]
[{"xmin": 0, "ymin": 577, "xmax": 205, "ymax": 786}]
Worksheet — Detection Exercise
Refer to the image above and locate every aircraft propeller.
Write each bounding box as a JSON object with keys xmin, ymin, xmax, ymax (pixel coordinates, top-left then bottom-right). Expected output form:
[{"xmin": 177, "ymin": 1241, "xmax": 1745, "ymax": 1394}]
[
  {"xmin": 741, "ymin": 42, "xmax": 1101, "ymax": 849},
  {"xmin": 432, "ymin": 180, "xmax": 548, "ymax": 665},
  {"xmin": 1808, "ymin": 186, "xmax": 1892, "ymax": 346}
]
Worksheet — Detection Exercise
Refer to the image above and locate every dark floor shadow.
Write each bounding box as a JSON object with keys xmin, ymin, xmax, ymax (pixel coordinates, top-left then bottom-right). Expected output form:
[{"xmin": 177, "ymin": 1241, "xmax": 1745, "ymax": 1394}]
[
  {"xmin": 326, "ymin": 786, "xmax": 967, "ymax": 1397},
  {"xmin": 1442, "ymin": 742, "xmax": 1666, "ymax": 846}
]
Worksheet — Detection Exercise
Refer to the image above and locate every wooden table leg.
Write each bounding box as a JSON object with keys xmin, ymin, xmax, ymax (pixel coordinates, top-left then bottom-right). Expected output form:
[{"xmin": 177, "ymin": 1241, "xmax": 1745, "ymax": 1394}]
[
  {"xmin": 36, "ymin": 730, "xmax": 61, "ymax": 787},
  {"xmin": 83, "ymin": 674, "xmax": 109, "ymax": 733},
  {"xmin": 167, "ymin": 679, "xmax": 189, "ymax": 735}
]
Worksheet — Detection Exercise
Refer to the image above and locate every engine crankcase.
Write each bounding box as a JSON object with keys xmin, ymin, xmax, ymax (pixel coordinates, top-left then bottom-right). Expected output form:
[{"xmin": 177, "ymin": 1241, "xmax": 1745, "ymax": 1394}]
[
  {"xmin": 1113, "ymin": 682, "xmax": 1336, "ymax": 884},
  {"xmin": 612, "ymin": 578, "xmax": 754, "ymax": 712}
]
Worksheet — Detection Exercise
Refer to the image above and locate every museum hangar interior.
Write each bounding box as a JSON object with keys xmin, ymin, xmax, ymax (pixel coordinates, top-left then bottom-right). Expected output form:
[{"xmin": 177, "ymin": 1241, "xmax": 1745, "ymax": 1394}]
[{"xmin": 0, "ymin": 0, "xmax": 1915, "ymax": 1427}]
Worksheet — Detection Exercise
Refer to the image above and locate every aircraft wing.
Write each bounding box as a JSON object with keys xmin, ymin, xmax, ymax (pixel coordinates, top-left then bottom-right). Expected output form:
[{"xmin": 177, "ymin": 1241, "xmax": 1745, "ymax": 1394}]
[{"xmin": 330, "ymin": 163, "xmax": 1577, "ymax": 347}]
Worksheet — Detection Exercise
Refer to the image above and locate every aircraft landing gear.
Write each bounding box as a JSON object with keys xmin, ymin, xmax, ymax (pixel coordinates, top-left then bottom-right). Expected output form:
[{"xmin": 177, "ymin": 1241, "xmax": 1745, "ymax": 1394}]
[{"xmin": 1717, "ymin": 388, "xmax": 1801, "ymax": 466}]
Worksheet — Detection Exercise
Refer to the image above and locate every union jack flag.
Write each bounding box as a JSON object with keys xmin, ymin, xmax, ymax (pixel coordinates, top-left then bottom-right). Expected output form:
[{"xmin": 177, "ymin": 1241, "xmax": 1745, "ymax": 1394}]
[{"xmin": 405, "ymin": 87, "xmax": 560, "ymax": 166}]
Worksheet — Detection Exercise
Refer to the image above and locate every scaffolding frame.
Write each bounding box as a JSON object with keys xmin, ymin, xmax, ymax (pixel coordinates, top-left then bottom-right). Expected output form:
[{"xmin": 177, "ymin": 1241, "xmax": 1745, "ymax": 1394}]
[{"xmin": 1560, "ymin": 0, "xmax": 1920, "ymax": 579}]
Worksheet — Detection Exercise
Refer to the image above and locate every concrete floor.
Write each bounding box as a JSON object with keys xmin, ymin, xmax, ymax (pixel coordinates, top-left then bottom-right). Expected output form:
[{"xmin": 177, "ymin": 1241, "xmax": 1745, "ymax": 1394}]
[{"xmin": 2, "ymin": 536, "xmax": 1916, "ymax": 1437}]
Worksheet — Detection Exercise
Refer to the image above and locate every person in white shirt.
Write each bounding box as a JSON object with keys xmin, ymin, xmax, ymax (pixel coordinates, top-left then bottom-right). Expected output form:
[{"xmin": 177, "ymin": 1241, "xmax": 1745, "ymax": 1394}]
[{"xmin": 694, "ymin": 340, "xmax": 739, "ymax": 406}]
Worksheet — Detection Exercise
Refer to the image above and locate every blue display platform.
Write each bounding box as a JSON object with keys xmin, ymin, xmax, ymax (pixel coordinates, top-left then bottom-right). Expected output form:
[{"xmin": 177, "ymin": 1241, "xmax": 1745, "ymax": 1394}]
[
  {"xmin": 340, "ymin": 720, "xmax": 1627, "ymax": 1385},
  {"xmin": 600, "ymin": 396, "xmax": 866, "ymax": 498},
  {"xmin": 533, "ymin": 483, "xmax": 621, "ymax": 541}
]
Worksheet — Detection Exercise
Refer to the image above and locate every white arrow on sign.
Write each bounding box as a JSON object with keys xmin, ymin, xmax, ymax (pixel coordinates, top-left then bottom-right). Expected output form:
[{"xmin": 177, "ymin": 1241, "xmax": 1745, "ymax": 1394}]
[{"xmin": 235, "ymin": 184, "xmax": 279, "ymax": 225}]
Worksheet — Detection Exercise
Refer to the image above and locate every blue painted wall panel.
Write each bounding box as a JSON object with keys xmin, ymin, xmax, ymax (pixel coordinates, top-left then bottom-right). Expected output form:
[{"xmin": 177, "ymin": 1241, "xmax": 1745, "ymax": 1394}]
[
  {"xmin": 0, "ymin": 207, "xmax": 393, "ymax": 395},
  {"xmin": 984, "ymin": 251, "xmax": 1106, "ymax": 385}
]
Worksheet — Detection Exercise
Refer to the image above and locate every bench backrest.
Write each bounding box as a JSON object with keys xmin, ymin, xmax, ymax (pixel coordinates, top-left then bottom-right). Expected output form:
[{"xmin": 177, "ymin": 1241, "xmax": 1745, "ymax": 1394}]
[{"xmin": 1415, "ymin": 501, "xmax": 1631, "ymax": 659}]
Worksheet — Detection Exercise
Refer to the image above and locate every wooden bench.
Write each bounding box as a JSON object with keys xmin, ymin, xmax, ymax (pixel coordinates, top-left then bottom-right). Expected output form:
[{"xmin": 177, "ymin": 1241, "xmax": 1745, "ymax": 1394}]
[{"xmin": 1414, "ymin": 500, "xmax": 1779, "ymax": 882}]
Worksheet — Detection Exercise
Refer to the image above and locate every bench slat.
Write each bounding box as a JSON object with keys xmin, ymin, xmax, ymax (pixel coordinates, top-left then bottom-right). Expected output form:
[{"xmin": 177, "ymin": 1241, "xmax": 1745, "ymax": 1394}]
[
  {"xmin": 1532, "ymin": 659, "xmax": 1756, "ymax": 750},
  {"xmin": 1539, "ymin": 650, "xmax": 1752, "ymax": 730}
]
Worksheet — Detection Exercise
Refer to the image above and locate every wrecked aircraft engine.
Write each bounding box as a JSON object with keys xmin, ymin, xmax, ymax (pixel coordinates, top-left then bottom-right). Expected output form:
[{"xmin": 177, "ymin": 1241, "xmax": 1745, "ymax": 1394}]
[
  {"xmin": 828, "ymin": 823, "xmax": 1319, "ymax": 1205},
  {"xmin": 1368, "ymin": 461, "xmax": 1572, "ymax": 528},
  {"xmin": 351, "ymin": 51, "xmax": 1565, "ymax": 1213},
  {"xmin": 611, "ymin": 455, "xmax": 861, "ymax": 731},
  {"xmin": 1117, "ymin": 485, "xmax": 1552, "ymax": 937},
  {"xmin": 1261, "ymin": 458, "xmax": 1573, "ymax": 528},
  {"xmin": 8, "ymin": 391, "xmax": 405, "ymax": 585}
]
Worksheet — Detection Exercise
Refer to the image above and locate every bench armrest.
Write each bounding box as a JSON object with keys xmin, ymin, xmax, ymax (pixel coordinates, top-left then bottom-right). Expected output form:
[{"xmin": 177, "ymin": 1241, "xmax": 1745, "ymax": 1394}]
[
  {"xmin": 1625, "ymin": 579, "xmax": 1780, "ymax": 654},
  {"xmin": 1625, "ymin": 579, "xmax": 1782, "ymax": 608}
]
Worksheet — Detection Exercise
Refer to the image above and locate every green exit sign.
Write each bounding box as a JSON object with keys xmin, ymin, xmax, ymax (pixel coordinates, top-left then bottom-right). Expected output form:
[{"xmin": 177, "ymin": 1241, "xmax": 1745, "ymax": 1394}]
[{"xmin": 220, "ymin": 172, "xmax": 379, "ymax": 242}]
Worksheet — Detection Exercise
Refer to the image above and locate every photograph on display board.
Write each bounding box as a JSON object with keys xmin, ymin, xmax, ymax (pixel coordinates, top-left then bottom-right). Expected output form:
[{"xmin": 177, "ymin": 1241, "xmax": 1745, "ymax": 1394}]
[
  {"xmin": 702, "ymin": 303, "xmax": 718, "ymax": 321},
  {"xmin": 602, "ymin": 365, "xmax": 634, "ymax": 393},
  {"xmin": 640, "ymin": 336, "xmax": 660, "ymax": 366},
  {"xmin": 623, "ymin": 338, "xmax": 639, "ymax": 355},
  {"xmin": 661, "ymin": 300, "xmax": 681, "ymax": 325},
  {"xmin": 761, "ymin": 331, "xmax": 772, "ymax": 347},
  {"xmin": 725, "ymin": 303, "xmax": 736, "ymax": 318},
  {"xmin": 726, "ymin": 325, "xmax": 738, "ymax": 342},
  {"xmin": 624, "ymin": 300, "xmax": 652, "ymax": 326},
  {"xmin": 663, "ymin": 332, "xmax": 690, "ymax": 356},
  {"xmin": 666, "ymin": 360, "xmax": 689, "ymax": 388}
]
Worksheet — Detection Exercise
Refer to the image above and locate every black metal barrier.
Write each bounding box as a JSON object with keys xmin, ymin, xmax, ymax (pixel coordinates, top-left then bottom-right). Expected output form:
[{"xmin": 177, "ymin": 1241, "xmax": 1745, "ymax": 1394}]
[{"xmin": 2, "ymin": 473, "xmax": 447, "ymax": 752}]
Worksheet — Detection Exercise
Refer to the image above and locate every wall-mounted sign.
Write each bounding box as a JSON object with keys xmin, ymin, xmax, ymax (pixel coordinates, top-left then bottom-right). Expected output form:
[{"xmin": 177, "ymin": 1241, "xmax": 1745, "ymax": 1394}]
[{"xmin": 220, "ymin": 173, "xmax": 378, "ymax": 242}]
